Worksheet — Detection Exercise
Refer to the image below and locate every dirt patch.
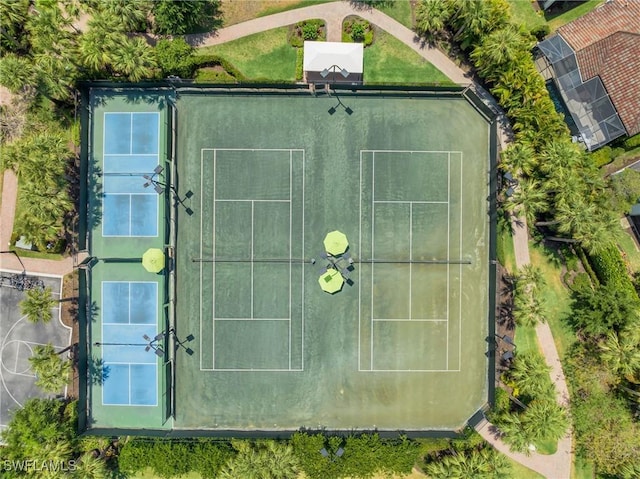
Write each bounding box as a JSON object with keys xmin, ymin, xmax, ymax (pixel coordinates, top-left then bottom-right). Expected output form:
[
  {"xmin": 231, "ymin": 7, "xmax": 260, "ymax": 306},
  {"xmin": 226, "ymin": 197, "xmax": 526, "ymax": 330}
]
[{"xmin": 60, "ymin": 270, "xmax": 80, "ymax": 400}]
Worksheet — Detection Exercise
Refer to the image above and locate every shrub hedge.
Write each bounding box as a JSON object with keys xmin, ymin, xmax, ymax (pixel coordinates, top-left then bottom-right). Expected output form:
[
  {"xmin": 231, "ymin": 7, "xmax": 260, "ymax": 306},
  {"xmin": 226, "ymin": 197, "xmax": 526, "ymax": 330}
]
[
  {"xmin": 191, "ymin": 54, "xmax": 246, "ymax": 80},
  {"xmin": 117, "ymin": 439, "xmax": 233, "ymax": 479},
  {"xmin": 295, "ymin": 47, "xmax": 304, "ymax": 81},
  {"xmin": 588, "ymin": 244, "xmax": 638, "ymax": 300}
]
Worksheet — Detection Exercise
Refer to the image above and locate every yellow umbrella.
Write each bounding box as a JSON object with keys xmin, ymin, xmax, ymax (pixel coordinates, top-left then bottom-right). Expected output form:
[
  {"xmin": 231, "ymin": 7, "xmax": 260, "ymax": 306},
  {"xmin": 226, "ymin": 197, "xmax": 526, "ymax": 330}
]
[
  {"xmin": 142, "ymin": 248, "xmax": 165, "ymax": 273},
  {"xmin": 318, "ymin": 269, "xmax": 344, "ymax": 294},
  {"xmin": 324, "ymin": 230, "xmax": 348, "ymax": 256}
]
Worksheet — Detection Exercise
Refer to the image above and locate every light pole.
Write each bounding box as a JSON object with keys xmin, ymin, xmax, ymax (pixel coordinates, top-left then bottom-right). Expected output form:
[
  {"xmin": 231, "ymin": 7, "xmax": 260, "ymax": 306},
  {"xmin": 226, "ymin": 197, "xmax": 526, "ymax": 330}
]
[
  {"xmin": 1, "ymin": 250, "xmax": 26, "ymax": 275},
  {"xmin": 320, "ymin": 64, "xmax": 349, "ymax": 85},
  {"xmin": 142, "ymin": 166, "xmax": 194, "ymax": 216},
  {"xmin": 94, "ymin": 333, "xmax": 165, "ymax": 357}
]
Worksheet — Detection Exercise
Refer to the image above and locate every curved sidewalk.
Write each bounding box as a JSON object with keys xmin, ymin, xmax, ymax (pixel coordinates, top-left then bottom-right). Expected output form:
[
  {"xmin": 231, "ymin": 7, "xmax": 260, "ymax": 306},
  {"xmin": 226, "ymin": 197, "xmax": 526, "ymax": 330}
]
[
  {"xmin": 474, "ymin": 215, "xmax": 573, "ymax": 479},
  {"xmin": 185, "ymin": 1, "xmax": 470, "ymax": 84}
]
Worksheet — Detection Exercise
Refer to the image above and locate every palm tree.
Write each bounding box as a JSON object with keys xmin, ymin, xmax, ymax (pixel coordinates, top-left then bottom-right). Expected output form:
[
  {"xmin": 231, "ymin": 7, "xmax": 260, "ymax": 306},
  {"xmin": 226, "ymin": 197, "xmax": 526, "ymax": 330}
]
[
  {"xmin": 504, "ymin": 178, "xmax": 549, "ymax": 225},
  {"xmin": 102, "ymin": 0, "xmax": 150, "ymax": 32},
  {"xmin": 0, "ymin": 53, "xmax": 37, "ymax": 93},
  {"xmin": 522, "ymin": 399, "xmax": 569, "ymax": 444},
  {"xmin": 73, "ymin": 452, "xmax": 108, "ymax": 479},
  {"xmin": 28, "ymin": 343, "xmax": 72, "ymax": 393},
  {"xmin": 111, "ymin": 37, "xmax": 157, "ymax": 82},
  {"xmin": 20, "ymin": 287, "xmax": 57, "ymax": 324},
  {"xmin": 599, "ymin": 330, "xmax": 640, "ymax": 380},
  {"xmin": 517, "ymin": 264, "xmax": 545, "ymax": 290},
  {"xmin": 450, "ymin": 0, "xmax": 509, "ymax": 48},
  {"xmin": 496, "ymin": 412, "xmax": 534, "ymax": 454},
  {"xmin": 415, "ymin": 0, "xmax": 452, "ymax": 40},
  {"xmin": 499, "ymin": 142, "xmax": 536, "ymax": 178},
  {"xmin": 425, "ymin": 447, "xmax": 512, "ymax": 478},
  {"xmin": 471, "ymin": 25, "xmax": 531, "ymax": 82},
  {"xmin": 508, "ymin": 351, "xmax": 553, "ymax": 399}
]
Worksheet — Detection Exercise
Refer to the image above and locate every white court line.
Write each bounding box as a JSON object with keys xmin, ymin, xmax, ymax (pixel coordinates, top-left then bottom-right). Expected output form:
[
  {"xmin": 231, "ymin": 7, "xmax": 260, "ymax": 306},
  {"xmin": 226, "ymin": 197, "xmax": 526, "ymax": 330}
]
[
  {"xmin": 214, "ymin": 318, "xmax": 290, "ymax": 321},
  {"xmin": 214, "ymin": 199, "xmax": 290, "ymax": 202},
  {"xmin": 370, "ymin": 151, "xmax": 375, "ymax": 371},
  {"xmin": 212, "ymin": 149, "xmax": 217, "ymax": 369},
  {"xmin": 447, "ymin": 153, "xmax": 450, "ymax": 370},
  {"xmin": 212, "ymin": 368, "xmax": 304, "ymax": 372},
  {"xmin": 250, "ymin": 201, "xmax": 254, "ymax": 319},
  {"xmin": 289, "ymin": 150, "xmax": 293, "ymax": 370},
  {"xmin": 361, "ymin": 149, "xmax": 463, "ymax": 372},
  {"xmin": 300, "ymin": 150, "xmax": 306, "ymax": 371},
  {"xmin": 199, "ymin": 148, "xmax": 204, "ymax": 370},
  {"xmin": 409, "ymin": 202, "xmax": 413, "ymax": 320},
  {"xmin": 374, "ymin": 200, "xmax": 448, "ymax": 204},
  {"xmin": 372, "ymin": 318, "xmax": 448, "ymax": 322},
  {"xmin": 202, "ymin": 148, "xmax": 305, "ymax": 152},
  {"xmin": 360, "ymin": 149, "xmax": 461, "ymax": 154},
  {"xmin": 360, "ymin": 368, "xmax": 461, "ymax": 373},
  {"xmin": 129, "ymin": 113, "xmax": 133, "ymax": 155},
  {"xmin": 201, "ymin": 148, "xmax": 305, "ymax": 372},
  {"xmin": 358, "ymin": 151, "xmax": 363, "ymax": 371},
  {"xmin": 459, "ymin": 152, "xmax": 464, "ymax": 369}
]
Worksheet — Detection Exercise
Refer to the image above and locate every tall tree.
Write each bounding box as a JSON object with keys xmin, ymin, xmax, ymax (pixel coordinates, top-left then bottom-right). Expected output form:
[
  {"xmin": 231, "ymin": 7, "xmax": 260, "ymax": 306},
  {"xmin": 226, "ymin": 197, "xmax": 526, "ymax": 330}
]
[
  {"xmin": 424, "ymin": 447, "xmax": 512, "ymax": 478},
  {"xmin": 507, "ymin": 351, "xmax": 553, "ymax": 399},
  {"xmin": 449, "ymin": 0, "xmax": 509, "ymax": 49},
  {"xmin": 571, "ymin": 282, "xmax": 640, "ymax": 337},
  {"xmin": 504, "ymin": 177, "xmax": 549, "ymax": 225},
  {"xmin": 521, "ymin": 399, "xmax": 568, "ymax": 444},
  {"xmin": 598, "ymin": 329, "xmax": 640, "ymax": 380},
  {"xmin": 28, "ymin": 343, "xmax": 72, "ymax": 393},
  {"xmin": 20, "ymin": 287, "xmax": 57, "ymax": 324},
  {"xmin": 110, "ymin": 37, "xmax": 157, "ymax": 82},
  {"xmin": 152, "ymin": 0, "xmax": 222, "ymax": 35},
  {"xmin": 414, "ymin": 0, "xmax": 453, "ymax": 40},
  {"xmin": 1, "ymin": 398, "xmax": 77, "ymax": 467}
]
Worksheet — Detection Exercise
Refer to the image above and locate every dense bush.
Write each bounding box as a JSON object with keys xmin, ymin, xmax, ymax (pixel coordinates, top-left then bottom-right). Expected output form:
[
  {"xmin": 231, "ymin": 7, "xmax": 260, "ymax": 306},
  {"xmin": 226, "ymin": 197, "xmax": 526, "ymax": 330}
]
[
  {"xmin": 291, "ymin": 432, "xmax": 418, "ymax": 479},
  {"xmin": 342, "ymin": 19, "xmax": 375, "ymax": 46},
  {"xmin": 152, "ymin": 0, "xmax": 222, "ymax": 35},
  {"xmin": 590, "ymin": 145, "xmax": 624, "ymax": 168},
  {"xmin": 155, "ymin": 38, "xmax": 195, "ymax": 78},
  {"xmin": 588, "ymin": 244, "xmax": 638, "ymax": 300},
  {"xmin": 530, "ymin": 23, "xmax": 550, "ymax": 41},
  {"xmin": 191, "ymin": 54, "xmax": 246, "ymax": 80},
  {"xmin": 118, "ymin": 439, "xmax": 233, "ymax": 479},
  {"xmin": 288, "ymin": 20, "xmax": 325, "ymax": 47},
  {"xmin": 623, "ymin": 133, "xmax": 640, "ymax": 150},
  {"xmin": 295, "ymin": 48, "xmax": 304, "ymax": 81}
]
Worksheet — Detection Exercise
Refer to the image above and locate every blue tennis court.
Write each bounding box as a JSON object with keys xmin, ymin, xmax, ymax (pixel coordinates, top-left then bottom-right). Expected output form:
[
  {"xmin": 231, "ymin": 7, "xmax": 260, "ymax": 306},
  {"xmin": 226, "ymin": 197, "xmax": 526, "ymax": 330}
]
[
  {"xmin": 102, "ymin": 112, "xmax": 160, "ymax": 237},
  {"xmin": 101, "ymin": 281, "xmax": 159, "ymax": 406}
]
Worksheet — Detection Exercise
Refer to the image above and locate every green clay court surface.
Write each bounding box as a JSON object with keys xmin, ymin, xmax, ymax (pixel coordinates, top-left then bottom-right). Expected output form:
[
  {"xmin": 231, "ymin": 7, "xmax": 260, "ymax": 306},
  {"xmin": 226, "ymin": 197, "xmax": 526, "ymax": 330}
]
[{"xmin": 173, "ymin": 91, "xmax": 492, "ymax": 431}]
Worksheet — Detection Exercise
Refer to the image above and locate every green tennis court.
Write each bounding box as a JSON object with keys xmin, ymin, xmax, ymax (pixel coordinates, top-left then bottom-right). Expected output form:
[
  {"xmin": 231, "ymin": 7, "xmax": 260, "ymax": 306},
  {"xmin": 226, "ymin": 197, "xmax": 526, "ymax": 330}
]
[{"xmin": 171, "ymin": 88, "xmax": 495, "ymax": 431}]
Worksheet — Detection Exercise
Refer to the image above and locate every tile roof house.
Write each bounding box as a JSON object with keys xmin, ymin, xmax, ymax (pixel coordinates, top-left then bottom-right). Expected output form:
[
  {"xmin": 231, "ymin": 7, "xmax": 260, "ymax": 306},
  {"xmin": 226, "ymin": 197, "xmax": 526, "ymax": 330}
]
[{"xmin": 535, "ymin": 0, "xmax": 640, "ymax": 150}]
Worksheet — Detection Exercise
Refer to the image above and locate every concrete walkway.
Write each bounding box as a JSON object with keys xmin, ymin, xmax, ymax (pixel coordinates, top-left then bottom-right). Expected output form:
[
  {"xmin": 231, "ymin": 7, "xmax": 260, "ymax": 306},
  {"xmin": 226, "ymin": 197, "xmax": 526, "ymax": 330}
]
[
  {"xmin": 185, "ymin": 1, "xmax": 470, "ymax": 84},
  {"xmin": 476, "ymin": 214, "xmax": 573, "ymax": 479},
  {"xmin": 0, "ymin": 169, "xmax": 78, "ymax": 277}
]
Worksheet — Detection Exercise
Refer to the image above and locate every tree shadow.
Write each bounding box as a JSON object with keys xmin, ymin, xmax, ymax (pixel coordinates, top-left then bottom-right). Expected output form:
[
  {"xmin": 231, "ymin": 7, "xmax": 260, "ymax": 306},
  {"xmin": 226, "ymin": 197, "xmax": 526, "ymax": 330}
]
[{"xmin": 89, "ymin": 356, "xmax": 109, "ymax": 386}]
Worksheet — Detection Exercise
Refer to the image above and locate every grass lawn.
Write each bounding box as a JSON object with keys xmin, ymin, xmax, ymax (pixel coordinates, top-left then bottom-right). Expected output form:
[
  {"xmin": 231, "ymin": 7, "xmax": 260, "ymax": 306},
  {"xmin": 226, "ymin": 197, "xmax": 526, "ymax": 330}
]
[
  {"xmin": 601, "ymin": 145, "xmax": 640, "ymax": 175},
  {"xmin": 528, "ymin": 242, "xmax": 575, "ymax": 359},
  {"xmin": 364, "ymin": 29, "xmax": 454, "ymax": 84},
  {"xmin": 198, "ymin": 27, "xmax": 297, "ymax": 81},
  {"xmin": 546, "ymin": 0, "xmax": 604, "ymax": 31},
  {"xmin": 514, "ymin": 323, "xmax": 539, "ymax": 354},
  {"xmin": 507, "ymin": 456, "xmax": 546, "ymax": 479},
  {"xmin": 617, "ymin": 226, "xmax": 640, "ymax": 273},
  {"xmin": 221, "ymin": 0, "xmax": 334, "ymax": 26},
  {"xmin": 497, "ymin": 221, "xmax": 517, "ymax": 274},
  {"xmin": 572, "ymin": 456, "xmax": 595, "ymax": 479},
  {"xmin": 376, "ymin": 0, "xmax": 413, "ymax": 29},
  {"xmin": 507, "ymin": 0, "xmax": 546, "ymax": 31}
]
